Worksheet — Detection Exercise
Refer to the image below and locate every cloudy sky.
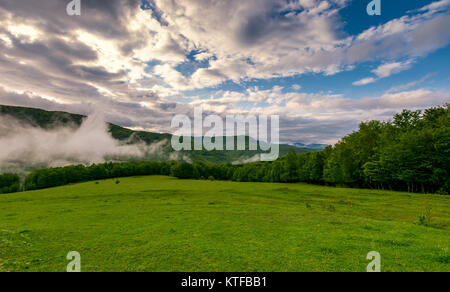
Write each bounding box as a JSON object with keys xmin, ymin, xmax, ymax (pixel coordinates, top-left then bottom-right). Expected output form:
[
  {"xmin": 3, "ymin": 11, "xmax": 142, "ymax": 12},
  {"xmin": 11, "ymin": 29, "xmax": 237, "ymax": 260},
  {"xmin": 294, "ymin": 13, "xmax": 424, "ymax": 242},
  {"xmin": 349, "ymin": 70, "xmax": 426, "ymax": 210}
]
[{"xmin": 0, "ymin": 0, "xmax": 449, "ymax": 144}]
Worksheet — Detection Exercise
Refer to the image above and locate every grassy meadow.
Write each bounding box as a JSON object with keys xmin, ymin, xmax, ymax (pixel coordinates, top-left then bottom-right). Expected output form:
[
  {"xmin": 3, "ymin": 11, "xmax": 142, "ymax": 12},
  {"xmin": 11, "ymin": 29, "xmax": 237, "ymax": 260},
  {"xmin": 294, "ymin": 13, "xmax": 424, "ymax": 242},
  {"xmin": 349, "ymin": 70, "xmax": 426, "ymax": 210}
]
[{"xmin": 0, "ymin": 176, "xmax": 449, "ymax": 272}]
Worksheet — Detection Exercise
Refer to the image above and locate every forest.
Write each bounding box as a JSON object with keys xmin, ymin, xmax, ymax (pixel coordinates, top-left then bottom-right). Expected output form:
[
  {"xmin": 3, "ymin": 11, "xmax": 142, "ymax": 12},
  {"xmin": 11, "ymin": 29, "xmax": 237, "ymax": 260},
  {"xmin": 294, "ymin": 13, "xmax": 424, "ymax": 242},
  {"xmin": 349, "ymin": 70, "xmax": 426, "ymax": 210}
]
[
  {"xmin": 0, "ymin": 173, "xmax": 21, "ymax": 194},
  {"xmin": 0, "ymin": 105, "xmax": 448, "ymax": 195}
]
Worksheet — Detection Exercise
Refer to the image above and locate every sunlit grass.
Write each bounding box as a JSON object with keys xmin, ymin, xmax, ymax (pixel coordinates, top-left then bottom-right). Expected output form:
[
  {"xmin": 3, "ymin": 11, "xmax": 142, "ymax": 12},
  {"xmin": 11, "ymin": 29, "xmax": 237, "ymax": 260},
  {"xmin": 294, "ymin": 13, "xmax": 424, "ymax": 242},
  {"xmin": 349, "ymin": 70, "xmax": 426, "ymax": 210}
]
[{"xmin": 0, "ymin": 176, "xmax": 448, "ymax": 272}]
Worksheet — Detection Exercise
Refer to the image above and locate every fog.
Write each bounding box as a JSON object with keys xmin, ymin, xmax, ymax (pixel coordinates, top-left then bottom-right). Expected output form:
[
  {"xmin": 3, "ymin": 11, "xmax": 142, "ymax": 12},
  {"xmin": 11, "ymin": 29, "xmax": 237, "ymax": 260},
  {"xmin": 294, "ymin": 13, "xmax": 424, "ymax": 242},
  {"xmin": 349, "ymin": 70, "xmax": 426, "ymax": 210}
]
[
  {"xmin": 232, "ymin": 154, "xmax": 261, "ymax": 165},
  {"xmin": 0, "ymin": 114, "xmax": 167, "ymax": 173}
]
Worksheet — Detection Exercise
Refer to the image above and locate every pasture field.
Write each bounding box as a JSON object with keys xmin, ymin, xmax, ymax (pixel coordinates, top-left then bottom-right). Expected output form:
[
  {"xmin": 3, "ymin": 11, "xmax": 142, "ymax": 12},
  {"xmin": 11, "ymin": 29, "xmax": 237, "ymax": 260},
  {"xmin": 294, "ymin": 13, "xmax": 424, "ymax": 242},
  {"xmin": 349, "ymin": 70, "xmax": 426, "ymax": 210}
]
[{"xmin": 0, "ymin": 176, "xmax": 448, "ymax": 272}]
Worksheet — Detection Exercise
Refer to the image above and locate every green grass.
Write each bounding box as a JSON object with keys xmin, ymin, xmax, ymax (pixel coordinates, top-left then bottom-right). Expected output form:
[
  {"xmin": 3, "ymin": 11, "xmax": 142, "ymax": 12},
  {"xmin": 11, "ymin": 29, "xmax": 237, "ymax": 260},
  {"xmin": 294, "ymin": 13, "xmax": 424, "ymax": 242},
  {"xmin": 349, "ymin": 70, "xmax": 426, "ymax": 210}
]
[{"xmin": 0, "ymin": 176, "xmax": 449, "ymax": 272}]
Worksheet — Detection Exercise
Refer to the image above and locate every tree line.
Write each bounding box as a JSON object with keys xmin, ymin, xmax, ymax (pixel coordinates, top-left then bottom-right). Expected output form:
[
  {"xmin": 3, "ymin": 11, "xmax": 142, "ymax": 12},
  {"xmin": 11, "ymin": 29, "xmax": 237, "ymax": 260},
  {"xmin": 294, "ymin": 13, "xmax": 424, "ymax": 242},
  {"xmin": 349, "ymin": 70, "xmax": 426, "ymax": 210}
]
[
  {"xmin": 221, "ymin": 105, "xmax": 449, "ymax": 194},
  {"xmin": 1, "ymin": 105, "xmax": 448, "ymax": 195},
  {"xmin": 0, "ymin": 174, "xmax": 21, "ymax": 194}
]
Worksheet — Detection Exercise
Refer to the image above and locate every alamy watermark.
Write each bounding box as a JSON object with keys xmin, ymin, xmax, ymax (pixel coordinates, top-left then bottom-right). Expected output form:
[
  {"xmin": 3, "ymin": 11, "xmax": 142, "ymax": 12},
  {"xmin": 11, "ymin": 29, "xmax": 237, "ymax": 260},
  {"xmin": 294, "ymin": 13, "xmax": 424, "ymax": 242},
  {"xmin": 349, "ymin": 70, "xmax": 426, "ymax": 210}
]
[
  {"xmin": 67, "ymin": 251, "xmax": 81, "ymax": 272},
  {"xmin": 67, "ymin": 0, "xmax": 81, "ymax": 16},
  {"xmin": 367, "ymin": 251, "xmax": 381, "ymax": 272},
  {"xmin": 367, "ymin": 0, "xmax": 381, "ymax": 16},
  {"xmin": 64, "ymin": 250, "xmax": 381, "ymax": 272},
  {"xmin": 171, "ymin": 108, "xmax": 280, "ymax": 161},
  {"xmin": 67, "ymin": 1, "xmax": 380, "ymax": 17}
]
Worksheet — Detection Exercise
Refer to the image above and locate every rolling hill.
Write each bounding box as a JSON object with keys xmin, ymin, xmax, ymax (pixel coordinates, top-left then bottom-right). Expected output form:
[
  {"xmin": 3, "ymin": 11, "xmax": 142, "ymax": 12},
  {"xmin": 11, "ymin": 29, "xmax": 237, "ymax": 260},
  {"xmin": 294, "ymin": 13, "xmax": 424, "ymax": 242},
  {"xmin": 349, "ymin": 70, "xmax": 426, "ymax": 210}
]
[{"xmin": 0, "ymin": 105, "xmax": 316, "ymax": 166}]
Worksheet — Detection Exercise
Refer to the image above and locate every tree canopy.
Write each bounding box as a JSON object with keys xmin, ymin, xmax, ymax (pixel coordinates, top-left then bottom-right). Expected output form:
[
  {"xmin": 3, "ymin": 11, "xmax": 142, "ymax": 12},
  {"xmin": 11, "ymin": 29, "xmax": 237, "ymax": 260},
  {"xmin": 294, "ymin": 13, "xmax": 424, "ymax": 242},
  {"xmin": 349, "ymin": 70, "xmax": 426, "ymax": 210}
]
[{"xmin": 1, "ymin": 105, "xmax": 448, "ymax": 195}]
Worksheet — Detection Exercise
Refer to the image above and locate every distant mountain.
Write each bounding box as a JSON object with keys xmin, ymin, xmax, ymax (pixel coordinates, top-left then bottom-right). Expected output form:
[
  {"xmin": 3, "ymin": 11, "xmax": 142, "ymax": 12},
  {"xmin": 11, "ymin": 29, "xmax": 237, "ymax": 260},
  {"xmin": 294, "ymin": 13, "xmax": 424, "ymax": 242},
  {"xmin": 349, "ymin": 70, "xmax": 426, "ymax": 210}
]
[
  {"xmin": 0, "ymin": 104, "xmax": 171, "ymax": 143},
  {"xmin": 0, "ymin": 105, "xmax": 317, "ymax": 168},
  {"xmin": 292, "ymin": 142, "xmax": 328, "ymax": 150}
]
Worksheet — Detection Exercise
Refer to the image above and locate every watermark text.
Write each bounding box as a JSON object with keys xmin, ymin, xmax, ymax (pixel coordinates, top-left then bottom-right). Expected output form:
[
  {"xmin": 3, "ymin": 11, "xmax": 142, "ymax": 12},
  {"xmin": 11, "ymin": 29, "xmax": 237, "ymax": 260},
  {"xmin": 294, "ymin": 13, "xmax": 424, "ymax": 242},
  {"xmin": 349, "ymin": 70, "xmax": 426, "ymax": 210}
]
[
  {"xmin": 367, "ymin": 0, "xmax": 381, "ymax": 16},
  {"xmin": 171, "ymin": 108, "xmax": 280, "ymax": 161},
  {"xmin": 67, "ymin": 0, "xmax": 81, "ymax": 16}
]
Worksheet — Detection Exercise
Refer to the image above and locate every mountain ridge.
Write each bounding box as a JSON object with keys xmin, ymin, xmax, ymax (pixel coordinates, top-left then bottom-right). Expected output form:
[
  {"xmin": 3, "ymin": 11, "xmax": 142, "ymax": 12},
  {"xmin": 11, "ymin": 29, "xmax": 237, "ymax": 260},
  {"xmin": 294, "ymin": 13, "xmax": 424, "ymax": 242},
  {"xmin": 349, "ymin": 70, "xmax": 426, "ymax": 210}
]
[
  {"xmin": 291, "ymin": 142, "xmax": 328, "ymax": 150},
  {"xmin": 0, "ymin": 104, "xmax": 316, "ymax": 167}
]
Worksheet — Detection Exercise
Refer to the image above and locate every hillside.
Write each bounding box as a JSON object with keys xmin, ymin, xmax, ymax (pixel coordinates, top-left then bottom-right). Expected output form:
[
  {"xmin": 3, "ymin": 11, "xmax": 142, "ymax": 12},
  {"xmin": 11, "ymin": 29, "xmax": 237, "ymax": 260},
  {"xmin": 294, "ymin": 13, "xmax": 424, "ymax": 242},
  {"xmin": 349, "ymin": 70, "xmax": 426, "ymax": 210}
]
[
  {"xmin": 0, "ymin": 105, "xmax": 315, "ymax": 166},
  {"xmin": 1, "ymin": 176, "xmax": 448, "ymax": 272},
  {"xmin": 0, "ymin": 104, "xmax": 171, "ymax": 143}
]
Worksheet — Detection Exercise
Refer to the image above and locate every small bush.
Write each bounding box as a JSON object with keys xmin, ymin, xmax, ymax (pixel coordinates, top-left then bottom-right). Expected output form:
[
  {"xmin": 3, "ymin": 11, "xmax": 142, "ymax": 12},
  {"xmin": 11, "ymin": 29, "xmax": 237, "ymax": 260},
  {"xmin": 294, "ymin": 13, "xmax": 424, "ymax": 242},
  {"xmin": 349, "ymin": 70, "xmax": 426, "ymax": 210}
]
[
  {"xmin": 417, "ymin": 204, "xmax": 432, "ymax": 227},
  {"xmin": 116, "ymin": 180, "xmax": 120, "ymax": 185},
  {"xmin": 327, "ymin": 205, "xmax": 336, "ymax": 212},
  {"xmin": 208, "ymin": 176, "xmax": 215, "ymax": 181},
  {"xmin": 306, "ymin": 202, "xmax": 312, "ymax": 209},
  {"xmin": 437, "ymin": 188, "xmax": 449, "ymax": 196}
]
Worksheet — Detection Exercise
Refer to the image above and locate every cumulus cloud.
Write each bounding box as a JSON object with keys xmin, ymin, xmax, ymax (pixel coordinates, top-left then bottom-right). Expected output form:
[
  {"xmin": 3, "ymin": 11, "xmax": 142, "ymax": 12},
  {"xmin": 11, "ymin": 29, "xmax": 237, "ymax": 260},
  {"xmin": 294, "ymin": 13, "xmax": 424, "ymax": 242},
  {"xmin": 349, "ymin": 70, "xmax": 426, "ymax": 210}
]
[
  {"xmin": 0, "ymin": 0, "xmax": 449, "ymax": 146},
  {"xmin": 418, "ymin": 0, "xmax": 450, "ymax": 14},
  {"xmin": 190, "ymin": 86, "xmax": 450, "ymax": 144},
  {"xmin": 354, "ymin": 60, "xmax": 414, "ymax": 86},
  {"xmin": 353, "ymin": 77, "xmax": 377, "ymax": 86},
  {"xmin": 372, "ymin": 60, "xmax": 414, "ymax": 78},
  {"xmin": 1, "ymin": 0, "xmax": 449, "ymax": 92}
]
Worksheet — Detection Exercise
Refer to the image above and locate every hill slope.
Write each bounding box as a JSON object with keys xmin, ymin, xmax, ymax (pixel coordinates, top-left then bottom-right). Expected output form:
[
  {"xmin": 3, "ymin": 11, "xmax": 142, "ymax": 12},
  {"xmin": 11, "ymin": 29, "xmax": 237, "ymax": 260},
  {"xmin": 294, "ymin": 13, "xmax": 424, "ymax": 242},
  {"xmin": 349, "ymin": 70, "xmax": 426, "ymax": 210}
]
[
  {"xmin": 0, "ymin": 176, "xmax": 448, "ymax": 272},
  {"xmin": 0, "ymin": 105, "xmax": 315, "ymax": 166}
]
